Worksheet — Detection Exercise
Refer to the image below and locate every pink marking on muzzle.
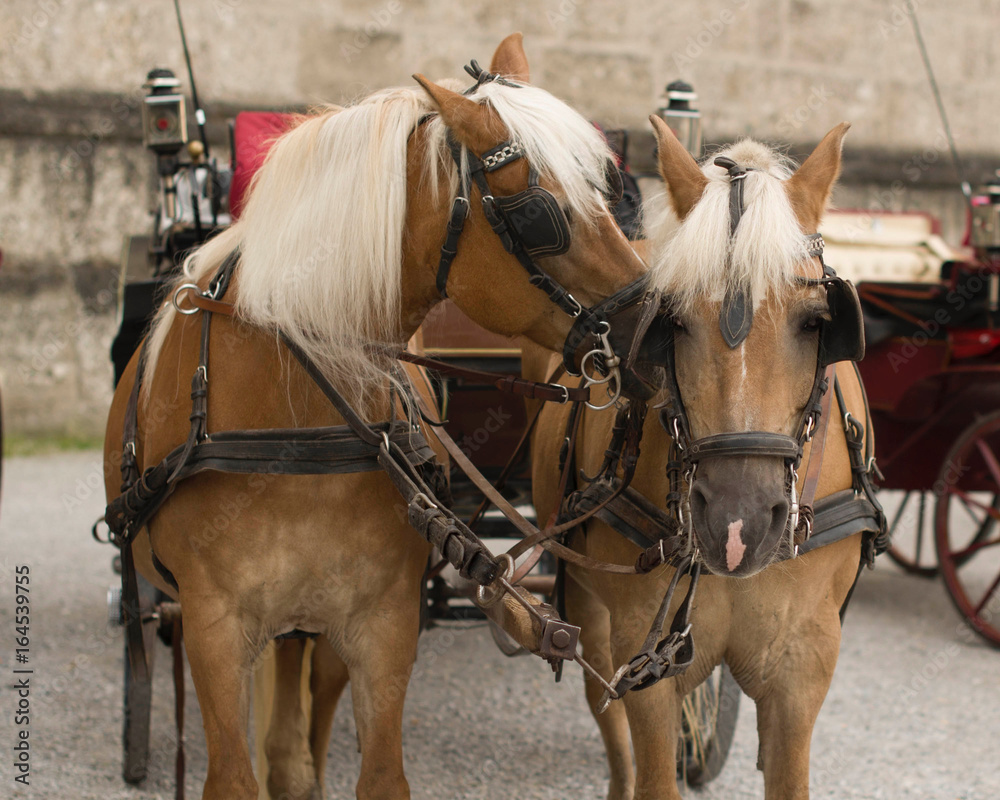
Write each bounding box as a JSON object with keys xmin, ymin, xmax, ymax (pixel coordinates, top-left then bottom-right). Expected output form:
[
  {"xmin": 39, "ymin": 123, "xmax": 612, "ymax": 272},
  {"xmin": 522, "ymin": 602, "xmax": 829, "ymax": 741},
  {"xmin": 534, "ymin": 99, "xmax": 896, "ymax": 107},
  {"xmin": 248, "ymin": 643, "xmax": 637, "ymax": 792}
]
[{"xmin": 726, "ymin": 520, "xmax": 746, "ymax": 572}]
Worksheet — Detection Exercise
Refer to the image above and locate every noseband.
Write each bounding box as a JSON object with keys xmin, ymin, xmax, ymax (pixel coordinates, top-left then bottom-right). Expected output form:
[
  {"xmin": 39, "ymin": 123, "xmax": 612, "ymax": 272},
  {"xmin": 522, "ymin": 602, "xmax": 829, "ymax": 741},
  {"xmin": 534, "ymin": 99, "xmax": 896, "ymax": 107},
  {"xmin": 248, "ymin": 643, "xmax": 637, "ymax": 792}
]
[
  {"xmin": 433, "ymin": 61, "xmax": 646, "ymax": 410},
  {"xmin": 658, "ymin": 156, "xmax": 866, "ymax": 547}
]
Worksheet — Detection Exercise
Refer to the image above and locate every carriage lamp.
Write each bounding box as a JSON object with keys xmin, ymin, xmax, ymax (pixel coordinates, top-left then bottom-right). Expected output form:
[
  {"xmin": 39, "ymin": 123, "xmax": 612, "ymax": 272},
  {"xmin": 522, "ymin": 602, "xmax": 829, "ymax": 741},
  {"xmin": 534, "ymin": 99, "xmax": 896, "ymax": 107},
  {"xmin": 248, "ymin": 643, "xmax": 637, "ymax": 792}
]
[
  {"xmin": 970, "ymin": 171, "xmax": 1000, "ymax": 254},
  {"xmin": 142, "ymin": 68, "xmax": 188, "ymax": 156},
  {"xmin": 655, "ymin": 80, "xmax": 702, "ymax": 159}
]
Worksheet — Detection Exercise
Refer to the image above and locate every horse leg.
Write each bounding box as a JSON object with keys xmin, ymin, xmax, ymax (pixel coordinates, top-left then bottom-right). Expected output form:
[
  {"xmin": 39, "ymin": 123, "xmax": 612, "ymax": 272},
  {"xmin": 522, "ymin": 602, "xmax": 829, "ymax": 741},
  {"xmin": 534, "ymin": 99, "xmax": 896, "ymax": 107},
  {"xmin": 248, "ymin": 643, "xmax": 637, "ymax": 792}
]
[
  {"xmin": 565, "ymin": 572, "xmax": 635, "ymax": 800},
  {"xmin": 741, "ymin": 614, "xmax": 842, "ymax": 800},
  {"xmin": 341, "ymin": 580, "xmax": 422, "ymax": 800},
  {"xmin": 265, "ymin": 638, "xmax": 321, "ymax": 800},
  {"xmin": 619, "ymin": 677, "xmax": 683, "ymax": 800},
  {"xmin": 604, "ymin": 591, "xmax": 684, "ymax": 800},
  {"xmin": 309, "ymin": 636, "xmax": 351, "ymax": 796},
  {"xmin": 181, "ymin": 595, "xmax": 261, "ymax": 800}
]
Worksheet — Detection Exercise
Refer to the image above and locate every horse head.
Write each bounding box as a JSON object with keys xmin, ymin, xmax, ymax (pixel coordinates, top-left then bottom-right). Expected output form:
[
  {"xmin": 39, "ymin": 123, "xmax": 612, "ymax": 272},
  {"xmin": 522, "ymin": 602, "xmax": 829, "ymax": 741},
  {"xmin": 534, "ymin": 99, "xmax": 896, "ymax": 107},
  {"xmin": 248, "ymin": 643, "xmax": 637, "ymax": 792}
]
[
  {"xmin": 411, "ymin": 34, "xmax": 647, "ymax": 365},
  {"xmin": 647, "ymin": 119, "xmax": 858, "ymax": 577}
]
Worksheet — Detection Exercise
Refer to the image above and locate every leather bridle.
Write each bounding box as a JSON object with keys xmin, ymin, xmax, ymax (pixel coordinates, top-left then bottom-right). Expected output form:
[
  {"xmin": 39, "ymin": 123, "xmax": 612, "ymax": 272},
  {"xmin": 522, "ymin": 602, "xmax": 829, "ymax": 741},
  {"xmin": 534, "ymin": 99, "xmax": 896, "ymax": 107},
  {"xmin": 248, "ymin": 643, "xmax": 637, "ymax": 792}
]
[
  {"xmin": 432, "ymin": 61, "xmax": 649, "ymax": 410},
  {"xmin": 656, "ymin": 156, "xmax": 866, "ymax": 549}
]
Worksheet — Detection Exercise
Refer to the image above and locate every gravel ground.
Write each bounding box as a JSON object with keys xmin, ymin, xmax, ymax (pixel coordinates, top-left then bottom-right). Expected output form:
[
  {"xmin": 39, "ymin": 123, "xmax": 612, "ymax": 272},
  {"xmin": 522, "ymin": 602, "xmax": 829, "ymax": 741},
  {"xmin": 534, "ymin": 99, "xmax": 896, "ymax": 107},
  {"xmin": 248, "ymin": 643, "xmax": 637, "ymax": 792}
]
[{"xmin": 1, "ymin": 450, "xmax": 998, "ymax": 799}]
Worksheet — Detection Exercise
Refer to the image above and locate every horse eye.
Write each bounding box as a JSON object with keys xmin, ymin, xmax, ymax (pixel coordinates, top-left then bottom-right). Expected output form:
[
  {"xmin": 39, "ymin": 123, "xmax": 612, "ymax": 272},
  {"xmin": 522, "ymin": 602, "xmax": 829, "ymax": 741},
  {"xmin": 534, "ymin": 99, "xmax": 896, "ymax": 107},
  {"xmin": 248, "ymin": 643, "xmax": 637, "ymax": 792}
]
[{"xmin": 802, "ymin": 316, "xmax": 823, "ymax": 333}]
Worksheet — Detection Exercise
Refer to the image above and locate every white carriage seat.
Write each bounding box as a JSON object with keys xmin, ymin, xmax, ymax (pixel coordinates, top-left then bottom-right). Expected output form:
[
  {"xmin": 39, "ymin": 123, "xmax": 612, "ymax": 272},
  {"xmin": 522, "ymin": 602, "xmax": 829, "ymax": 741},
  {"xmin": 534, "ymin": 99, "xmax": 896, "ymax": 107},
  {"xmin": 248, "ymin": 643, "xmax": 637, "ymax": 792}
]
[{"xmin": 819, "ymin": 210, "xmax": 960, "ymax": 284}]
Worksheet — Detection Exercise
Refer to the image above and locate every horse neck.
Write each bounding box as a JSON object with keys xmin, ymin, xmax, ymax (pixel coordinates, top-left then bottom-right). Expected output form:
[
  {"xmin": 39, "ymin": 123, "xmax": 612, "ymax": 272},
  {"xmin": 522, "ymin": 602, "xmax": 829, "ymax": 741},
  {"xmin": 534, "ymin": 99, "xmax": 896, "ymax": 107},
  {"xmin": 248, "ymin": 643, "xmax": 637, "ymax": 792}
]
[{"xmin": 395, "ymin": 127, "xmax": 455, "ymax": 344}]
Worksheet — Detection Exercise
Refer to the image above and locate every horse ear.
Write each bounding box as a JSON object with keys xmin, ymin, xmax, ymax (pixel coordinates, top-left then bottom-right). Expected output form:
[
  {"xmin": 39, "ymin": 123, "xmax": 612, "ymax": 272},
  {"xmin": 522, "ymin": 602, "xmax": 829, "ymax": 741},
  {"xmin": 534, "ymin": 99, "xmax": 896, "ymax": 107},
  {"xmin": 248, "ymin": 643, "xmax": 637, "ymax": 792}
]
[
  {"xmin": 785, "ymin": 122, "xmax": 851, "ymax": 231},
  {"xmin": 490, "ymin": 32, "xmax": 530, "ymax": 83},
  {"xmin": 413, "ymin": 74, "xmax": 505, "ymax": 153},
  {"xmin": 649, "ymin": 115, "xmax": 708, "ymax": 220}
]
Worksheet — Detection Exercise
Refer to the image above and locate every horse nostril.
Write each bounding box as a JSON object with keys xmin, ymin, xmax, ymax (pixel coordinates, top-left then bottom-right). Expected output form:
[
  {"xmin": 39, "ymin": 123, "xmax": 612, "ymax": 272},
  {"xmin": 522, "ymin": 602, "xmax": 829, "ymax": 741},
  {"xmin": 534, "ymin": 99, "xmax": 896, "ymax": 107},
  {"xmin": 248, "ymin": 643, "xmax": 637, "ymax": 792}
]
[
  {"xmin": 690, "ymin": 483, "xmax": 710, "ymax": 525},
  {"xmin": 769, "ymin": 498, "xmax": 790, "ymax": 538}
]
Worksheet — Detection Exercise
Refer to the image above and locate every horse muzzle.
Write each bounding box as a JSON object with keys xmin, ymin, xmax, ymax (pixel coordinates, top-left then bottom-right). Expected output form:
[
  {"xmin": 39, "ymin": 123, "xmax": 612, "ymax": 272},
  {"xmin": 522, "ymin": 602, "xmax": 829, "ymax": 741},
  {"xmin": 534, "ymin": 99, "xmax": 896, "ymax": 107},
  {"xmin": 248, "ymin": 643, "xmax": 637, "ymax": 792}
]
[{"xmin": 688, "ymin": 456, "xmax": 790, "ymax": 577}]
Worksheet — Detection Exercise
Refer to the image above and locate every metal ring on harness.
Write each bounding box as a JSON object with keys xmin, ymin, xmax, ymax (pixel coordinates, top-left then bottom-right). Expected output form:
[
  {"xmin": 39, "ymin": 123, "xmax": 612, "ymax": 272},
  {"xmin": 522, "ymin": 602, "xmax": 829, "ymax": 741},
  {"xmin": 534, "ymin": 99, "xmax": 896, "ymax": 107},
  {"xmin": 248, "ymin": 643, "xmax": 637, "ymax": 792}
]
[
  {"xmin": 475, "ymin": 552, "xmax": 514, "ymax": 608},
  {"xmin": 172, "ymin": 283, "xmax": 202, "ymax": 316}
]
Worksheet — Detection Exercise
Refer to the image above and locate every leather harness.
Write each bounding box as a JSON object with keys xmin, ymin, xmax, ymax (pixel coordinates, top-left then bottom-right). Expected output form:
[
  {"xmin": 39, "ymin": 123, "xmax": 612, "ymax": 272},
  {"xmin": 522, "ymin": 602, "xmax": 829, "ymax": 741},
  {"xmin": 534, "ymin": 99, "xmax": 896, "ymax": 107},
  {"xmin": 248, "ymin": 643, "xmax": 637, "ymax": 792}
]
[{"xmin": 99, "ymin": 89, "xmax": 888, "ymax": 726}]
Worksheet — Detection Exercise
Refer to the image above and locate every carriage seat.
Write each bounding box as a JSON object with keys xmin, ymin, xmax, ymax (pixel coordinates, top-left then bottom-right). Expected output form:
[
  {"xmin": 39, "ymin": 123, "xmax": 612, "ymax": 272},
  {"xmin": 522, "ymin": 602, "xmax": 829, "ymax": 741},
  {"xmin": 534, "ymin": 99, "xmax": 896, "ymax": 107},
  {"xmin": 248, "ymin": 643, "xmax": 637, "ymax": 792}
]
[
  {"xmin": 229, "ymin": 111, "xmax": 296, "ymax": 220},
  {"xmin": 819, "ymin": 210, "xmax": 961, "ymax": 285}
]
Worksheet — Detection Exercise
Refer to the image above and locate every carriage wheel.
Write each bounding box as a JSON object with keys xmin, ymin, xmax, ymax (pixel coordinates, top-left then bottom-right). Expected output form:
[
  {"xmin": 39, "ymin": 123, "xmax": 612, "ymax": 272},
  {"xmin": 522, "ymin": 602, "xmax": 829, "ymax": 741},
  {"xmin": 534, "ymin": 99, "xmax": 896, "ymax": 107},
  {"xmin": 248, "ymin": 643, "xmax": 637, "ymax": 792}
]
[
  {"xmin": 934, "ymin": 411, "xmax": 1000, "ymax": 648},
  {"xmin": 121, "ymin": 574, "xmax": 161, "ymax": 783},
  {"xmin": 677, "ymin": 661, "xmax": 741, "ymax": 786},
  {"xmin": 885, "ymin": 491, "xmax": 940, "ymax": 577}
]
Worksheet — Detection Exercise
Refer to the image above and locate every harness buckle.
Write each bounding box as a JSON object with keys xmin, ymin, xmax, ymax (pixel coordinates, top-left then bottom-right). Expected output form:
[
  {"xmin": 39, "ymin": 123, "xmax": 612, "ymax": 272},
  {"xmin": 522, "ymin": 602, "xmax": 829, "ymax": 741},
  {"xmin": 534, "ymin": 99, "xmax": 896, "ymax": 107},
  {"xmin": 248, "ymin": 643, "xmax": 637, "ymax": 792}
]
[{"xmin": 565, "ymin": 293, "xmax": 584, "ymax": 319}]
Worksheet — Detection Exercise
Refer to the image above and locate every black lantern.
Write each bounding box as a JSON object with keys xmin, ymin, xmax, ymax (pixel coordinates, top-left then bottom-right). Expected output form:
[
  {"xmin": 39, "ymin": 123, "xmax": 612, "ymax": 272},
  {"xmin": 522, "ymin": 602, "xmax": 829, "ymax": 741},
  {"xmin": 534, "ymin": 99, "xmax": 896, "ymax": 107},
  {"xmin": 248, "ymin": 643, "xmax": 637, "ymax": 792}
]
[{"xmin": 141, "ymin": 68, "xmax": 188, "ymax": 155}]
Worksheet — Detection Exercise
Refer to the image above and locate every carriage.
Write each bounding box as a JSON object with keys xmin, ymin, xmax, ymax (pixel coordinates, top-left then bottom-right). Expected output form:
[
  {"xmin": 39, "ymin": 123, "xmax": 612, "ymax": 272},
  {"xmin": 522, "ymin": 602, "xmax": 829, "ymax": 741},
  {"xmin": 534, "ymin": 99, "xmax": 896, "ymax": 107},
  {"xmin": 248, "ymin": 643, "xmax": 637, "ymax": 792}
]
[
  {"xmin": 102, "ymin": 69, "xmax": 741, "ymax": 794},
  {"xmin": 826, "ymin": 188, "xmax": 1000, "ymax": 647}
]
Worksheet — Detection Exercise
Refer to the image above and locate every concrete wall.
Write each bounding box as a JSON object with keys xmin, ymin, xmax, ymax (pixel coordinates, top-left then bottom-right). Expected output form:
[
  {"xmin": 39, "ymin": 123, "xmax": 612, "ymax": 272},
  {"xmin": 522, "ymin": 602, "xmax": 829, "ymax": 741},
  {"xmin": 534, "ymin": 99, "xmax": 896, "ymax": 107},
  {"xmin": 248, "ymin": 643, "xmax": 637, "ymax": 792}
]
[{"xmin": 2, "ymin": 0, "xmax": 998, "ymax": 439}]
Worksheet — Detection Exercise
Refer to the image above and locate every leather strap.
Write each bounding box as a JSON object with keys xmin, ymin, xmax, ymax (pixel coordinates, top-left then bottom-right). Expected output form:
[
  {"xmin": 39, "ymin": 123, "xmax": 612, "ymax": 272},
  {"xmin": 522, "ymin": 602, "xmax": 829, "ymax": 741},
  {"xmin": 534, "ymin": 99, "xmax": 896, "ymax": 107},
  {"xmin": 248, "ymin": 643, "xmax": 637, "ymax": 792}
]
[
  {"xmin": 714, "ymin": 156, "xmax": 754, "ymax": 348},
  {"xmin": 465, "ymin": 364, "xmax": 567, "ymax": 530},
  {"xmin": 396, "ymin": 351, "xmax": 586, "ymax": 404},
  {"xmin": 423, "ymin": 397, "xmax": 644, "ymax": 575},
  {"xmin": 797, "ymin": 365, "xmax": 836, "ymax": 530},
  {"xmin": 686, "ymin": 431, "xmax": 801, "ymax": 462},
  {"xmin": 561, "ymin": 275, "xmax": 650, "ymax": 375}
]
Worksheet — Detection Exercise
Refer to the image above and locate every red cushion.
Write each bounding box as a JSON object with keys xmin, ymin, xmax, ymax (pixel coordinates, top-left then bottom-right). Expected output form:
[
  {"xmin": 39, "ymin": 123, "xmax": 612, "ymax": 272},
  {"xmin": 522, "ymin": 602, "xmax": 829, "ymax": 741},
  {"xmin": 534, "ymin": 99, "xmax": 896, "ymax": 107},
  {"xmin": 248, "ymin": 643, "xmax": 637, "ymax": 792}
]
[{"xmin": 229, "ymin": 111, "xmax": 296, "ymax": 220}]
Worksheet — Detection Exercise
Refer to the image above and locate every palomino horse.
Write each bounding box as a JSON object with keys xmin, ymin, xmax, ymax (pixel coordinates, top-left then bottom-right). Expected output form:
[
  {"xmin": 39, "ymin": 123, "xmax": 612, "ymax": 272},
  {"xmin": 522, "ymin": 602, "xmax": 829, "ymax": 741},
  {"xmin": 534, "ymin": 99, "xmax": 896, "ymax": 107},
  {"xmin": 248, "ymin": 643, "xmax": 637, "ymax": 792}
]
[
  {"xmin": 527, "ymin": 121, "xmax": 880, "ymax": 799},
  {"xmin": 103, "ymin": 35, "xmax": 646, "ymax": 799}
]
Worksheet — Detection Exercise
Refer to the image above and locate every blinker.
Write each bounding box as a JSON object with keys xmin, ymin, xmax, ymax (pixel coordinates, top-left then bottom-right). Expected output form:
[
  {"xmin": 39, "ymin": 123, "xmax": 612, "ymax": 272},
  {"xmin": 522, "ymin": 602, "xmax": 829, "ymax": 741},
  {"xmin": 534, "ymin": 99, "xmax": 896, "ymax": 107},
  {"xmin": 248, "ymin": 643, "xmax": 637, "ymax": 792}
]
[{"xmin": 493, "ymin": 182, "xmax": 571, "ymax": 258}]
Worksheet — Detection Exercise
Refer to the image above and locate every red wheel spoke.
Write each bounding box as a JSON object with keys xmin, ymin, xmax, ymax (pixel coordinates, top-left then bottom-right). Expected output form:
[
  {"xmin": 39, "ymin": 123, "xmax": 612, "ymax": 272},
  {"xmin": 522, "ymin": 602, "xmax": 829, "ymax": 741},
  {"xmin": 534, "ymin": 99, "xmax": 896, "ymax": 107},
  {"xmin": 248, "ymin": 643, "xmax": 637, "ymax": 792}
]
[
  {"xmin": 947, "ymin": 535, "xmax": 1000, "ymax": 561},
  {"xmin": 947, "ymin": 488, "xmax": 1000, "ymax": 522},
  {"xmin": 973, "ymin": 570, "xmax": 1000, "ymax": 617},
  {"xmin": 975, "ymin": 438, "xmax": 1000, "ymax": 489}
]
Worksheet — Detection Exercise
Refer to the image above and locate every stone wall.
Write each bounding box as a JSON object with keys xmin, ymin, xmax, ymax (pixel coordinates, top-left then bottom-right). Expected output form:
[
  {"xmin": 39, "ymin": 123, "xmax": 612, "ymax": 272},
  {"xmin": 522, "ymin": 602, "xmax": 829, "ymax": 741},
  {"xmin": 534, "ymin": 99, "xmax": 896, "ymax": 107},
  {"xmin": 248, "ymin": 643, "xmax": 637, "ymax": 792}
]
[{"xmin": 2, "ymin": 0, "xmax": 998, "ymax": 439}]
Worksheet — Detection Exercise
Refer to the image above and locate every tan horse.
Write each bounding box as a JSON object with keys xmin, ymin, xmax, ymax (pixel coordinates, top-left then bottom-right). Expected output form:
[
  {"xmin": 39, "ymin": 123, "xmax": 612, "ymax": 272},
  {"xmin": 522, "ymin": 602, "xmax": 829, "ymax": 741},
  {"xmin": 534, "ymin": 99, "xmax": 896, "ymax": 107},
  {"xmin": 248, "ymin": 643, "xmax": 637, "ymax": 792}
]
[
  {"xmin": 103, "ymin": 34, "xmax": 646, "ymax": 800},
  {"xmin": 527, "ymin": 121, "xmax": 876, "ymax": 799}
]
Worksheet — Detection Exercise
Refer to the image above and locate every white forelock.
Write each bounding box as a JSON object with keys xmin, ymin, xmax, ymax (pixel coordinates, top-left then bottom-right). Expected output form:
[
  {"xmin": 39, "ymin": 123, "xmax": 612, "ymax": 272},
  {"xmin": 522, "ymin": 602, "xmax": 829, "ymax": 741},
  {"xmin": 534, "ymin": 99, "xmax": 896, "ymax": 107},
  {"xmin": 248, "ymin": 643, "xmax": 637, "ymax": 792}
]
[{"xmin": 646, "ymin": 139, "xmax": 810, "ymax": 314}]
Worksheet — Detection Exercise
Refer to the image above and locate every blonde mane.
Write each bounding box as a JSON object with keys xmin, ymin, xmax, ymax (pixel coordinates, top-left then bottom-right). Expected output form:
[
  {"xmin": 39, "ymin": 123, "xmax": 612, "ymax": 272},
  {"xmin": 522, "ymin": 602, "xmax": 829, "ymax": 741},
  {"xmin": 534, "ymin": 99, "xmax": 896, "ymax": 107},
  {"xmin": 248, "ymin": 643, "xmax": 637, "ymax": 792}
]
[
  {"xmin": 645, "ymin": 139, "xmax": 810, "ymax": 314},
  {"xmin": 142, "ymin": 76, "xmax": 619, "ymax": 416}
]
